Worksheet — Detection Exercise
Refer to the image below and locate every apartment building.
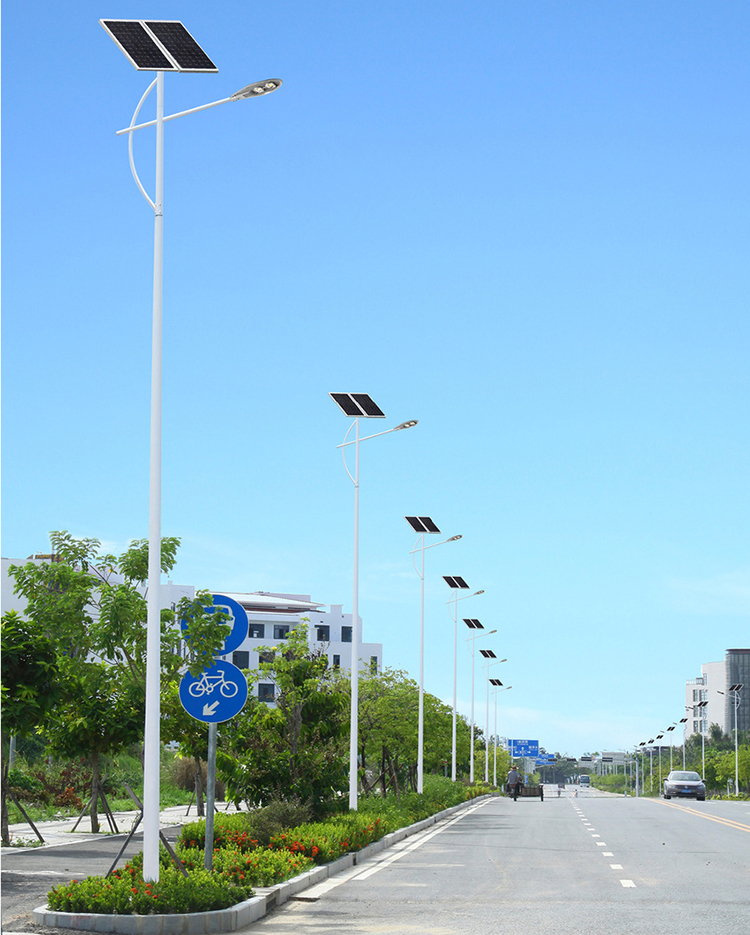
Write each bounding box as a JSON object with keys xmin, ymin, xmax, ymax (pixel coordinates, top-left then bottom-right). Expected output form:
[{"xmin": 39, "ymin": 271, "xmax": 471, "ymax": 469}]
[{"xmin": 684, "ymin": 648, "xmax": 749, "ymax": 738}]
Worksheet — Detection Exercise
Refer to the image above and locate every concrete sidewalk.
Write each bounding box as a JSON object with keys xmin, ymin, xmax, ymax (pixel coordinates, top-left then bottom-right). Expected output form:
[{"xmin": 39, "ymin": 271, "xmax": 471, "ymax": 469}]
[{"xmin": 2, "ymin": 802, "xmax": 241, "ymax": 853}]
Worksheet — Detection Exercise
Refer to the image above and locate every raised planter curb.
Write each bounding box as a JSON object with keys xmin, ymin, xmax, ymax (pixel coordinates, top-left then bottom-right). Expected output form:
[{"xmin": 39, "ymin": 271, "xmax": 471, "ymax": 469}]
[{"xmin": 33, "ymin": 794, "xmax": 492, "ymax": 932}]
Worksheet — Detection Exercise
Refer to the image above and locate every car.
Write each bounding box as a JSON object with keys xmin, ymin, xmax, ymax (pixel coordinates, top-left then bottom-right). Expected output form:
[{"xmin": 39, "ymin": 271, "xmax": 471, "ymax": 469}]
[{"xmin": 663, "ymin": 770, "xmax": 706, "ymax": 801}]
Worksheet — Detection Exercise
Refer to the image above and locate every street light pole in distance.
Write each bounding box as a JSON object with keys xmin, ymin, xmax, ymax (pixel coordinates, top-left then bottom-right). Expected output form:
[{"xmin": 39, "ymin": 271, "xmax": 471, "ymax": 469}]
[
  {"xmin": 406, "ymin": 518, "xmax": 461, "ymax": 794},
  {"xmin": 464, "ymin": 623, "xmax": 496, "ymax": 783},
  {"xmin": 443, "ymin": 578, "xmax": 484, "ymax": 781},
  {"xmin": 101, "ymin": 18, "xmax": 281, "ymax": 883},
  {"xmin": 331, "ymin": 393, "xmax": 417, "ymax": 810}
]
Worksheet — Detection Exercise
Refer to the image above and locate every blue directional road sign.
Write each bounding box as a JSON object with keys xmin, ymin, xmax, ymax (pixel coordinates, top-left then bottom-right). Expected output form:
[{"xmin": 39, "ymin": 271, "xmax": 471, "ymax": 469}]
[
  {"xmin": 179, "ymin": 660, "xmax": 248, "ymax": 723},
  {"xmin": 509, "ymin": 739, "xmax": 539, "ymax": 757}
]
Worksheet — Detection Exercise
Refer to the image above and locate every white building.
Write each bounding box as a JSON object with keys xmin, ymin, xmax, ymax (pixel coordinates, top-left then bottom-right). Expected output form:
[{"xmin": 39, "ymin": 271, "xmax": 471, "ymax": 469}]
[
  {"xmin": 216, "ymin": 592, "xmax": 382, "ymax": 704},
  {"xmin": 3, "ymin": 558, "xmax": 382, "ymax": 706},
  {"xmin": 684, "ymin": 649, "xmax": 749, "ymax": 738}
]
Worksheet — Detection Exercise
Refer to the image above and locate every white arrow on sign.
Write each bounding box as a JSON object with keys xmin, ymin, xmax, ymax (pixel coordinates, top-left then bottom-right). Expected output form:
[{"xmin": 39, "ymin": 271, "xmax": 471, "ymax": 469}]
[{"xmin": 203, "ymin": 701, "xmax": 220, "ymax": 717}]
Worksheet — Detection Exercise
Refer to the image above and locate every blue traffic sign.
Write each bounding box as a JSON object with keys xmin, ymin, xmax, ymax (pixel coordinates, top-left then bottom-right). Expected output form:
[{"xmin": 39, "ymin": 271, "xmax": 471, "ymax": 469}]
[
  {"xmin": 181, "ymin": 593, "xmax": 248, "ymax": 656},
  {"xmin": 179, "ymin": 660, "xmax": 248, "ymax": 723},
  {"xmin": 509, "ymin": 739, "xmax": 539, "ymax": 757}
]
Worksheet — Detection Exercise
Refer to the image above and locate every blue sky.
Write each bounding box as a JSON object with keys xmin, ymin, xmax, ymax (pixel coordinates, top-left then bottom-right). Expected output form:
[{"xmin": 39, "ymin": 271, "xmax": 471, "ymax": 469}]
[{"xmin": 3, "ymin": 1, "xmax": 749, "ymax": 756}]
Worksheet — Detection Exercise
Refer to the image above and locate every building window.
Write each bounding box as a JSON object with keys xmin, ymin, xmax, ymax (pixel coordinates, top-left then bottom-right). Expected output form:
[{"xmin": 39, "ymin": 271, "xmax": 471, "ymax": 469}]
[
  {"xmin": 341, "ymin": 626, "xmax": 352, "ymax": 643},
  {"xmin": 232, "ymin": 651, "xmax": 249, "ymax": 669},
  {"xmin": 700, "ymin": 690, "xmax": 708, "ymax": 702},
  {"xmin": 370, "ymin": 656, "xmax": 378, "ymax": 674},
  {"xmin": 258, "ymin": 683, "xmax": 275, "ymax": 702},
  {"xmin": 693, "ymin": 689, "xmax": 699, "ymax": 702},
  {"xmin": 316, "ymin": 625, "xmax": 330, "ymax": 641},
  {"xmin": 273, "ymin": 625, "xmax": 290, "ymax": 640},
  {"xmin": 249, "ymin": 623, "xmax": 265, "ymax": 639},
  {"xmin": 333, "ymin": 654, "xmax": 341, "ymax": 668},
  {"xmin": 259, "ymin": 650, "xmax": 274, "ymax": 665}
]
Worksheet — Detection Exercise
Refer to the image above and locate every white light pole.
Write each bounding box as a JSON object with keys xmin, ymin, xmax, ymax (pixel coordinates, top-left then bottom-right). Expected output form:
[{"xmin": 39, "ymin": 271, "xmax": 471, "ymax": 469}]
[
  {"xmin": 484, "ymin": 659, "xmax": 507, "ymax": 782},
  {"xmin": 465, "ymin": 629, "xmax": 496, "ymax": 783},
  {"xmin": 331, "ymin": 393, "xmax": 417, "ymax": 810},
  {"xmin": 666, "ymin": 724, "xmax": 677, "ymax": 771},
  {"xmin": 102, "ymin": 19, "xmax": 281, "ymax": 882},
  {"xmin": 679, "ymin": 715, "xmax": 689, "ymax": 769},
  {"xmin": 444, "ymin": 580, "xmax": 484, "ymax": 781},
  {"xmin": 491, "ymin": 684, "xmax": 512, "ymax": 786},
  {"xmin": 406, "ymin": 519, "xmax": 461, "ymax": 793},
  {"xmin": 719, "ymin": 685, "xmax": 743, "ymax": 795}
]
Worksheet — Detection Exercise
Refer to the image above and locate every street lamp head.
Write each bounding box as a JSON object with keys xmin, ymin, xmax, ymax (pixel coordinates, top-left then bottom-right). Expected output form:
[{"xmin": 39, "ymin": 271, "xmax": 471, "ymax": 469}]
[
  {"xmin": 447, "ymin": 535, "xmax": 462, "ymax": 542},
  {"xmin": 394, "ymin": 420, "xmax": 418, "ymax": 431},
  {"xmin": 231, "ymin": 79, "xmax": 282, "ymax": 101},
  {"xmin": 473, "ymin": 590, "xmax": 485, "ymax": 596}
]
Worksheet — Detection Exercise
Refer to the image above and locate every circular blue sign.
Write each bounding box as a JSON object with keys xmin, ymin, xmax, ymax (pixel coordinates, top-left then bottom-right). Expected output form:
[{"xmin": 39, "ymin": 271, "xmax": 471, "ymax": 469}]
[
  {"xmin": 179, "ymin": 661, "xmax": 248, "ymax": 723},
  {"xmin": 181, "ymin": 593, "xmax": 248, "ymax": 656}
]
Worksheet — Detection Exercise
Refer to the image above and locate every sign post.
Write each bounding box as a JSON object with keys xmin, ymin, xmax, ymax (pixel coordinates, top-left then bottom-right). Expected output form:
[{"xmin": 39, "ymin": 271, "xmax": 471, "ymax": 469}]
[{"xmin": 179, "ymin": 594, "xmax": 250, "ymax": 869}]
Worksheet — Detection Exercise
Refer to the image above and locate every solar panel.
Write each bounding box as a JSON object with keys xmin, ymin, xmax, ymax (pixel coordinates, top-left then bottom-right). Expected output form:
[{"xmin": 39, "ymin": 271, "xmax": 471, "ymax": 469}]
[
  {"xmin": 489, "ymin": 678, "xmax": 503, "ymax": 686},
  {"xmin": 330, "ymin": 393, "xmax": 362, "ymax": 416},
  {"xmin": 100, "ymin": 20, "xmax": 217, "ymax": 73},
  {"xmin": 329, "ymin": 392, "xmax": 385, "ymax": 418},
  {"xmin": 351, "ymin": 394, "xmax": 386, "ymax": 418},
  {"xmin": 145, "ymin": 21, "xmax": 217, "ymax": 71},
  {"xmin": 454, "ymin": 576, "xmax": 469, "ymax": 589},
  {"xmin": 405, "ymin": 516, "xmax": 441, "ymax": 534},
  {"xmin": 479, "ymin": 649, "xmax": 496, "ymax": 658},
  {"xmin": 101, "ymin": 20, "xmax": 175, "ymax": 70},
  {"xmin": 463, "ymin": 618, "xmax": 483, "ymax": 629},
  {"xmin": 443, "ymin": 575, "xmax": 469, "ymax": 589}
]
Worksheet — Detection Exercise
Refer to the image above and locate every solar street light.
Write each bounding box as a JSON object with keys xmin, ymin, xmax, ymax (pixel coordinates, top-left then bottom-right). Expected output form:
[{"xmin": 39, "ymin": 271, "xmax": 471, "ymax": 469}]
[
  {"xmin": 406, "ymin": 517, "xmax": 461, "ymax": 794},
  {"xmin": 331, "ymin": 393, "xmax": 417, "ymax": 810},
  {"xmin": 721, "ymin": 684, "xmax": 744, "ymax": 794},
  {"xmin": 465, "ymin": 631, "xmax": 496, "ymax": 784},
  {"xmin": 444, "ymin": 577, "xmax": 484, "ymax": 781},
  {"xmin": 102, "ymin": 18, "xmax": 281, "ymax": 882},
  {"xmin": 491, "ymin": 684, "xmax": 512, "ymax": 786},
  {"xmin": 483, "ymin": 655, "xmax": 506, "ymax": 782}
]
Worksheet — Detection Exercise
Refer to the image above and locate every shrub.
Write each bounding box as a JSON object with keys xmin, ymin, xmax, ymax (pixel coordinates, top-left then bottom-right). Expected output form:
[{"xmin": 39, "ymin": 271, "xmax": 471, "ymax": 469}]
[
  {"xmin": 269, "ymin": 814, "xmax": 386, "ymax": 863},
  {"xmin": 178, "ymin": 845, "xmax": 314, "ymax": 886},
  {"xmin": 177, "ymin": 799, "xmax": 311, "ymax": 851},
  {"xmin": 48, "ymin": 864, "xmax": 252, "ymax": 915}
]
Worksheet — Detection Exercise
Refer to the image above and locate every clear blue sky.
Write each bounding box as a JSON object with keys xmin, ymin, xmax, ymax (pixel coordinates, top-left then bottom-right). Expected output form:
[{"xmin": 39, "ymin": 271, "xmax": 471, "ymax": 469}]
[{"xmin": 3, "ymin": 1, "xmax": 749, "ymax": 756}]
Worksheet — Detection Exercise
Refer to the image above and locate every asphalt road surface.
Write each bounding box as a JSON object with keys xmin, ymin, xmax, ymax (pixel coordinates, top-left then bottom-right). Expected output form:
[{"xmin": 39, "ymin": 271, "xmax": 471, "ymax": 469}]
[{"xmin": 2, "ymin": 789, "xmax": 748, "ymax": 935}]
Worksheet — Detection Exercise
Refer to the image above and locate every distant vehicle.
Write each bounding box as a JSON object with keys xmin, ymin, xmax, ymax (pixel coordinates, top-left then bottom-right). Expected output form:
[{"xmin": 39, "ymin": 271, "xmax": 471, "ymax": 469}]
[
  {"xmin": 663, "ymin": 770, "xmax": 705, "ymax": 801},
  {"xmin": 578, "ymin": 775, "xmax": 591, "ymax": 787}
]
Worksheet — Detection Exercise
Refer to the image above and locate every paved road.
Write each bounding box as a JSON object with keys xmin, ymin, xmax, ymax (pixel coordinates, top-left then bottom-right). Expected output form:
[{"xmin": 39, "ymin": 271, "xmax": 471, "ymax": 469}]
[
  {"xmin": 253, "ymin": 788, "xmax": 750, "ymax": 935},
  {"xmin": 2, "ymin": 789, "xmax": 748, "ymax": 935}
]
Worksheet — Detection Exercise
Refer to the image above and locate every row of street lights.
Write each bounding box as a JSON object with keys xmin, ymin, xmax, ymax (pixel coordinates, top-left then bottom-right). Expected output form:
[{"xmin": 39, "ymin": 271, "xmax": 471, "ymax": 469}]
[
  {"xmin": 329, "ymin": 393, "xmax": 513, "ymax": 806},
  {"xmin": 101, "ymin": 17, "xmax": 514, "ymax": 875},
  {"xmin": 637, "ymin": 681, "xmax": 743, "ymax": 795}
]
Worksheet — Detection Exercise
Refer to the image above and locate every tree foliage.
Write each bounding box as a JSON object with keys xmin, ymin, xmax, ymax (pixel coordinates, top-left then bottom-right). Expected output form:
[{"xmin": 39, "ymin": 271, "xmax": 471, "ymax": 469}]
[
  {"xmin": 5, "ymin": 531, "xmax": 228, "ymax": 833},
  {"xmin": 218, "ymin": 623, "xmax": 348, "ymax": 814}
]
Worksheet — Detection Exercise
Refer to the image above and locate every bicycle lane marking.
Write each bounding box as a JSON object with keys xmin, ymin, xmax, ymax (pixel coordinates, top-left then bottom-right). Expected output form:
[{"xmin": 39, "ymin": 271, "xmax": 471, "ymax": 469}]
[{"xmin": 651, "ymin": 799, "xmax": 750, "ymax": 833}]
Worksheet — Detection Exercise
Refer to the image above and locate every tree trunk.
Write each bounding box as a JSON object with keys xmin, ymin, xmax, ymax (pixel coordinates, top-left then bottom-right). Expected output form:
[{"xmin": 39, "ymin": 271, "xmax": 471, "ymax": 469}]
[
  {"xmin": 1, "ymin": 753, "xmax": 10, "ymax": 847},
  {"xmin": 380, "ymin": 747, "xmax": 388, "ymax": 797},
  {"xmin": 90, "ymin": 752, "xmax": 100, "ymax": 834},
  {"xmin": 194, "ymin": 757, "xmax": 205, "ymax": 818}
]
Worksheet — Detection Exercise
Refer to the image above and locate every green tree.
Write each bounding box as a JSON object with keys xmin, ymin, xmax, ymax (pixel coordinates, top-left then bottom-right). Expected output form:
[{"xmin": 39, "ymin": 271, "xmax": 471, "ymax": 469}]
[
  {"xmin": 0, "ymin": 609, "xmax": 63, "ymax": 844},
  {"xmin": 218, "ymin": 623, "xmax": 348, "ymax": 815},
  {"xmin": 357, "ymin": 668, "xmax": 474, "ymax": 795},
  {"xmin": 7, "ymin": 531, "xmax": 229, "ymax": 832}
]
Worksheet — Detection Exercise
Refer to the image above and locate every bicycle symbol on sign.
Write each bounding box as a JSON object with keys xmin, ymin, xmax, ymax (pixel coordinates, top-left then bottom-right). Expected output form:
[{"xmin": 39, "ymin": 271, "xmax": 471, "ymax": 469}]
[{"xmin": 188, "ymin": 670, "xmax": 239, "ymax": 699}]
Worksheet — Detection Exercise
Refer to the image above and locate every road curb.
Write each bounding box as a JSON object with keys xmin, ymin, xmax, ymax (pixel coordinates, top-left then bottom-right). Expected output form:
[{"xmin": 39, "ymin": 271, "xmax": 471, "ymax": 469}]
[{"xmin": 32, "ymin": 794, "xmax": 493, "ymax": 932}]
